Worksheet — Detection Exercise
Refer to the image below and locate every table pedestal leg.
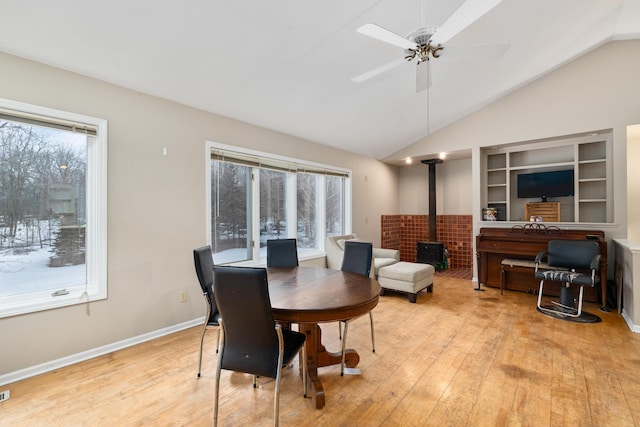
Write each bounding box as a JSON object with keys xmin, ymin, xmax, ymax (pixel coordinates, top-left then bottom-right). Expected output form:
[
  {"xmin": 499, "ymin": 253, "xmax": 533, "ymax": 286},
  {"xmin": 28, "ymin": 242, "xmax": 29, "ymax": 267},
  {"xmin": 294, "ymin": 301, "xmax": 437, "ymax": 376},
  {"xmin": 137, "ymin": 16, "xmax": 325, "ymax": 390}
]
[{"xmin": 299, "ymin": 322, "xmax": 360, "ymax": 409}]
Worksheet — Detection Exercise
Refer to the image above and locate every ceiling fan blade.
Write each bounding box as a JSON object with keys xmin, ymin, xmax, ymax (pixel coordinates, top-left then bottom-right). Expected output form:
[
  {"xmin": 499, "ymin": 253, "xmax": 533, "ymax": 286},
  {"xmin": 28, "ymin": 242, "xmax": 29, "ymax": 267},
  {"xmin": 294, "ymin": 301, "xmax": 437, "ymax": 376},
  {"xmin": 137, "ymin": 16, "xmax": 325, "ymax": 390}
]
[
  {"xmin": 439, "ymin": 43, "xmax": 510, "ymax": 60},
  {"xmin": 431, "ymin": 0, "xmax": 502, "ymax": 45},
  {"xmin": 416, "ymin": 61, "xmax": 431, "ymax": 92},
  {"xmin": 356, "ymin": 23, "xmax": 417, "ymax": 50},
  {"xmin": 351, "ymin": 57, "xmax": 407, "ymax": 83}
]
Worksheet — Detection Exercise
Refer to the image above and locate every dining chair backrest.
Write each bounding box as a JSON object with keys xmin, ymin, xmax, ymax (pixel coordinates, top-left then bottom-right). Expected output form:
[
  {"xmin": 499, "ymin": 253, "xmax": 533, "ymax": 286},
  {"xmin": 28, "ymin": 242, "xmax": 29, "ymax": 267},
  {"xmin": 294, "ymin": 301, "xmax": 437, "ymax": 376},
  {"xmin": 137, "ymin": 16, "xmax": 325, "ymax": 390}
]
[
  {"xmin": 341, "ymin": 240, "xmax": 373, "ymax": 277},
  {"xmin": 212, "ymin": 266, "xmax": 281, "ymax": 378},
  {"xmin": 193, "ymin": 245, "xmax": 218, "ymax": 318},
  {"xmin": 267, "ymin": 238, "xmax": 299, "ymax": 268}
]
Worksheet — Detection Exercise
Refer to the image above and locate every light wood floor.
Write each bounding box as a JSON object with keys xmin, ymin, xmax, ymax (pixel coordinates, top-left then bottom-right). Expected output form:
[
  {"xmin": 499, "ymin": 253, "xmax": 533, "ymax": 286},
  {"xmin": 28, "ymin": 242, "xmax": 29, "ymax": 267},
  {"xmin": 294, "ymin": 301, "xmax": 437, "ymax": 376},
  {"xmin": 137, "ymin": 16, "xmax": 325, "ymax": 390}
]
[{"xmin": 3, "ymin": 275, "xmax": 640, "ymax": 426}]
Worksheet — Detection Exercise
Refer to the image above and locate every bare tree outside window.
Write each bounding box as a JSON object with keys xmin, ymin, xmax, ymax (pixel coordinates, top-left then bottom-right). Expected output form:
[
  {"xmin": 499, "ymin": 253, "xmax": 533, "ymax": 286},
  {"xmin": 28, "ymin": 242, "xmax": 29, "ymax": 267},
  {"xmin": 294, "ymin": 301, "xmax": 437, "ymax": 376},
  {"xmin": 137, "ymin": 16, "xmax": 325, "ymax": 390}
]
[
  {"xmin": 326, "ymin": 175, "xmax": 344, "ymax": 236},
  {"xmin": 210, "ymin": 161, "xmax": 250, "ymax": 264},
  {"xmin": 297, "ymin": 173, "xmax": 317, "ymax": 249},
  {"xmin": 1, "ymin": 120, "xmax": 87, "ymax": 297},
  {"xmin": 259, "ymin": 170, "xmax": 287, "ymax": 254}
]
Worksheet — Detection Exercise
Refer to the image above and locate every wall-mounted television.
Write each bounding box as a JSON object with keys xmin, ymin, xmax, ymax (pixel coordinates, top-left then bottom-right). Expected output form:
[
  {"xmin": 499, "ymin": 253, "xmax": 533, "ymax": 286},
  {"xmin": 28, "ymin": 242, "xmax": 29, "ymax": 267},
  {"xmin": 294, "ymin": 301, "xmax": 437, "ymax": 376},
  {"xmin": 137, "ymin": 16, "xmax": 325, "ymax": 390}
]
[{"xmin": 517, "ymin": 169, "xmax": 574, "ymax": 202}]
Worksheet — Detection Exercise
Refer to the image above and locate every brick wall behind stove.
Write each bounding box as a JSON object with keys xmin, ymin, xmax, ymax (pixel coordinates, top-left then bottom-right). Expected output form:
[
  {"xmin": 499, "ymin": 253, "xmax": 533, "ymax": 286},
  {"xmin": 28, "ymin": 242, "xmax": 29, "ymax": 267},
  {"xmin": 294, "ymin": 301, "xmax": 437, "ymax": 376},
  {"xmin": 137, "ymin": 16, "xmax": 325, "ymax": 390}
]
[{"xmin": 381, "ymin": 214, "xmax": 473, "ymax": 269}]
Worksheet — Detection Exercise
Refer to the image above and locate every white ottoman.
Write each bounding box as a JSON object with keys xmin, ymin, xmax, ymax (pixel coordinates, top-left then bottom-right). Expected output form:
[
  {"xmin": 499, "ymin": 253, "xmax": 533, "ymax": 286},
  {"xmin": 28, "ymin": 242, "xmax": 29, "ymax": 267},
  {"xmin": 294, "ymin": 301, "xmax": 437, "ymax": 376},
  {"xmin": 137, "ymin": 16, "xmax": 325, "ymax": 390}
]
[{"xmin": 377, "ymin": 262, "xmax": 435, "ymax": 303}]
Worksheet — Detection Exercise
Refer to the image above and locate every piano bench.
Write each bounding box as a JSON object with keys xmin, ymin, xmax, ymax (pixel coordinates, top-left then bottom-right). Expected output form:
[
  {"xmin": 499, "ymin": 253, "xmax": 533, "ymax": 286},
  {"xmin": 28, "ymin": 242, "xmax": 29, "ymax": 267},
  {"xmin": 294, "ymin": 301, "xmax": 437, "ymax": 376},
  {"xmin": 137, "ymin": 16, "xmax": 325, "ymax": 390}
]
[{"xmin": 500, "ymin": 258, "xmax": 560, "ymax": 295}]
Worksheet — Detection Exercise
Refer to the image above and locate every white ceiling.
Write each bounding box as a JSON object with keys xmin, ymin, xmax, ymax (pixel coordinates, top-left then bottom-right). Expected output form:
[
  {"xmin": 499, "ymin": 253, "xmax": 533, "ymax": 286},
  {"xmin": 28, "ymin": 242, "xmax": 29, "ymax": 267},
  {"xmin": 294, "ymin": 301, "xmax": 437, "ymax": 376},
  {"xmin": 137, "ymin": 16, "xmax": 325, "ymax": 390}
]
[{"xmin": 1, "ymin": 0, "xmax": 639, "ymax": 161}]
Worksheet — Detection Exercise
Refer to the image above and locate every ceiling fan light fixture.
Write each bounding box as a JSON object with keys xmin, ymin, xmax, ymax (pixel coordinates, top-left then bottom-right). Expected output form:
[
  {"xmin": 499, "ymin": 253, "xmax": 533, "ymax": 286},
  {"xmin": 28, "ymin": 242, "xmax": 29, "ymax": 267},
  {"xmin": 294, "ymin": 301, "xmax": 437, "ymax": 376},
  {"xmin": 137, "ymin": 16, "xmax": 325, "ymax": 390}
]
[{"xmin": 404, "ymin": 27, "xmax": 444, "ymax": 63}]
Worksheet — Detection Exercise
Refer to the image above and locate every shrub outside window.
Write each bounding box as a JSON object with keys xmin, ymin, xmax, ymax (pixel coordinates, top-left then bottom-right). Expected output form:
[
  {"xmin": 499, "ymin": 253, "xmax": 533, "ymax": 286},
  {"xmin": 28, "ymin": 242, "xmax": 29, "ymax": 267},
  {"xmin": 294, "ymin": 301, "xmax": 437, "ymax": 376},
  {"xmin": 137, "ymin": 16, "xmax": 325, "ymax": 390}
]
[{"xmin": 0, "ymin": 99, "xmax": 107, "ymax": 318}]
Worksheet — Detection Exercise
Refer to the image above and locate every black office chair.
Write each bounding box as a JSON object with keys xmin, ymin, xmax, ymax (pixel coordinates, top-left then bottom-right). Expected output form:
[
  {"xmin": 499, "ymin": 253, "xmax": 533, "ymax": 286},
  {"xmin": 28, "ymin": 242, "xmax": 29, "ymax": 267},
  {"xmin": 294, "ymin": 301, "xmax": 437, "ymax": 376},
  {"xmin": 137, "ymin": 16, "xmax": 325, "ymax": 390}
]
[
  {"xmin": 267, "ymin": 238, "xmax": 299, "ymax": 267},
  {"xmin": 193, "ymin": 245, "xmax": 222, "ymax": 377},
  {"xmin": 339, "ymin": 240, "xmax": 375, "ymax": 376},
  {"xmin": 534, "ymin": 239, "xmax": 601, "ymax": 321},
  {"xmin": 212, "ymin": 266, "xmax": 307, "ymax": 427}
]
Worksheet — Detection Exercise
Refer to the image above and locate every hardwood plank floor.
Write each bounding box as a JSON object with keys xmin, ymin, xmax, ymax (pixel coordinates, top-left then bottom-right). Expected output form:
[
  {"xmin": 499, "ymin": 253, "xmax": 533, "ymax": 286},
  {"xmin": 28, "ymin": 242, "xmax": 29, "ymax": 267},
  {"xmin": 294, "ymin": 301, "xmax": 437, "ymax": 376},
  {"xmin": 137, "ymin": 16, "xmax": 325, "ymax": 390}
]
[{"xmin": 3, "ymin": 275, "xmax": 640, "ymax": 426}]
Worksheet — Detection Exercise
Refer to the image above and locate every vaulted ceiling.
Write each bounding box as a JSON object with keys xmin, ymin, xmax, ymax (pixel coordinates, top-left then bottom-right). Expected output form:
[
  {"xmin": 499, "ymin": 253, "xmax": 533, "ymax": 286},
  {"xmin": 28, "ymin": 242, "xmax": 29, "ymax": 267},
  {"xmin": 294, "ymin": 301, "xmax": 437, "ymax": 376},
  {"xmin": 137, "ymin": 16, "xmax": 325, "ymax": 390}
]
[{"xmin": 1, "ymin": 1, "xmax": 639, "ymax": 161}]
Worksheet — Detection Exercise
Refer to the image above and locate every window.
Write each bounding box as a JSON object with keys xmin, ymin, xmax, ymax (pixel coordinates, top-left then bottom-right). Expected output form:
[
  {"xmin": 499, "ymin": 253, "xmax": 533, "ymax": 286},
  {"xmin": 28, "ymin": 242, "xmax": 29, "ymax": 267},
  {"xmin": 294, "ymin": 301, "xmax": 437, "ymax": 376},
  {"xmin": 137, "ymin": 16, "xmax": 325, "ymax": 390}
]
[
  {"xmin": 207, "ymin": 142, "xmax": 350, "ymax": 264},
  {"xmin": 0, "ymin": 99, "xmax": 107, "ymax": 318},
  {"xmin": 210, "ymin": 161, "xmax": 250, "ymax": 264}
]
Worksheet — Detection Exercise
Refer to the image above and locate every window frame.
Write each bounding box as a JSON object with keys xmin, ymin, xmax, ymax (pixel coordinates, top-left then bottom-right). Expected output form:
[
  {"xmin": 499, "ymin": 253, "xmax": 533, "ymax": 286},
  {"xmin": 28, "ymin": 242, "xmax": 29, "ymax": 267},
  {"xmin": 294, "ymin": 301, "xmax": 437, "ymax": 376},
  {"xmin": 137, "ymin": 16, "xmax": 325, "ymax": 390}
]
[
  {"xmin": 0, "ymin": 98, "xmax": 108, "ymax": 318},
  {"xmin": 206, "ymin": 141, "xmax": 351, "ymax": 264}
]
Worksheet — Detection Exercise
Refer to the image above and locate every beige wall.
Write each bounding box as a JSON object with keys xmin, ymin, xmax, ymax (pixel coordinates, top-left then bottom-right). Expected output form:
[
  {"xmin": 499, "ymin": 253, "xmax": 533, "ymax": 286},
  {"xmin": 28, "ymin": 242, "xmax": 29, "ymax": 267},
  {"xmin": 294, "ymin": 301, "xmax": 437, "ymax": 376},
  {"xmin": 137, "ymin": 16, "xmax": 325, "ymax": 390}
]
[
  {"xmin": 0, "ymin": 51, "xmax": 398, "ymax": 376},
  {"xmin": 621, "ymin": 125, "xmax": 640, "ymax": 328},
  {"xmin": 628, "ymin": 125, "xmax": 640, "ymax": 242},
  {"xmin": 398, "ymin": 158, "xmax": 473, "ymax": 215}
]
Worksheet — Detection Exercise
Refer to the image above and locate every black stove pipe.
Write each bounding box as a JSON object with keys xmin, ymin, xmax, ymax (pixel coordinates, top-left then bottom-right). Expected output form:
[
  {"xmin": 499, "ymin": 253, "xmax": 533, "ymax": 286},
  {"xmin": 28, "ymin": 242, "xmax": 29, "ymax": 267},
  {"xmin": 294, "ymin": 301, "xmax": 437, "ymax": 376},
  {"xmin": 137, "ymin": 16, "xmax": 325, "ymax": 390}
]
[{"xmin": 421, "ymin": 158, "xmax": 443, "ymax": 241}]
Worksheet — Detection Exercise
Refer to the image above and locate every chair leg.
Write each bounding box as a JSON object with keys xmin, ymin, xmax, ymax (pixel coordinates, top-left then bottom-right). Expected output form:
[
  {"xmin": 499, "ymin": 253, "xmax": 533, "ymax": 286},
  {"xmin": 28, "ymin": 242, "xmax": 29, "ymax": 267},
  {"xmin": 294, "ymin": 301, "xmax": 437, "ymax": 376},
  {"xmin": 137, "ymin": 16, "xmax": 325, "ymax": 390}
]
[
  {"xmin": 213, "ymin": 346, "xmax": 223, "ymax": 427},
  {"xmin": 369, "ymin": 312, "xmax": 375, "ymax": 353},
  {"xmin": 216, "ymin": 328, "xmax": 220, "ymax": 354},
  {"xmin": 197, "ymin": 323, "xmax": 207, "ymax": 378},
  {"xmin": 301, "ymin": 344, "xmax": 307, "ymax": 398},
  {"xmin": 341, "ymin": 320, "xmax": 349, "ymax": 376},
  {"xmin": 274, "ymin": 327, "xmax": 285, "ymax": 427},
  {"xmin": 338, "ymin": 322, "xmax": 342, "ymax": 340},
  {"xmin": 198, "ymin": 299, "xmax": 212, "ymax": 378},
  {"xmin": 575, "ymin": 286, "xmax": 585, "ymax": 317},
  {"xmin": 274, "ymin": 368, "xmax": 282, "ymax": 427},
  {"xmin": 536, "ymin": 279, "xmax": 546, "ymax": 311}
]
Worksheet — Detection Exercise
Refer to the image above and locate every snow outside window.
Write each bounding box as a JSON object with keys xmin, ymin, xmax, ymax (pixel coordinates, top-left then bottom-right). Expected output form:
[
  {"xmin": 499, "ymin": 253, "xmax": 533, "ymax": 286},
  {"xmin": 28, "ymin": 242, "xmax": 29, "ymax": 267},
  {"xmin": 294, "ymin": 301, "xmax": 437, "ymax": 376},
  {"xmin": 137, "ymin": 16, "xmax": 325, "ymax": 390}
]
[{"xmin": 0, "ymin": 99, "xmax": 107, "ymax": 318}]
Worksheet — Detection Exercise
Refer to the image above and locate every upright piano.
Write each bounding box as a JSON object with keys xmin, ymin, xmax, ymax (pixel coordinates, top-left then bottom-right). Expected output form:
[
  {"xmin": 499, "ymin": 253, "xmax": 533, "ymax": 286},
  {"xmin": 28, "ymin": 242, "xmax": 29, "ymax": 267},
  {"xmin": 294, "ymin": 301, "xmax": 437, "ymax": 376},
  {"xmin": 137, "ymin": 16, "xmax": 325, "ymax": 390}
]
[{"xmin": 476, "ymin": 224, "xmax": 607, "ymax": 305}]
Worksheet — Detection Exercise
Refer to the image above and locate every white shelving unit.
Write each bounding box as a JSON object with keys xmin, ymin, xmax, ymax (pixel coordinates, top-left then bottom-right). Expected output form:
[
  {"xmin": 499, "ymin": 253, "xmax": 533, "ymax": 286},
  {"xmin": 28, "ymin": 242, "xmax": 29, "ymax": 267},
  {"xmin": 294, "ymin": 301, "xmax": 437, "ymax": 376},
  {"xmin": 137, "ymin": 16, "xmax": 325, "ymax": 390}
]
[
  {"xmin": 482, "ymin": 131, "xmax": 612, "ymax": 223},
  {"xmin": 486, "ymin": 152, "xmax": 508, "ymax": 221}
]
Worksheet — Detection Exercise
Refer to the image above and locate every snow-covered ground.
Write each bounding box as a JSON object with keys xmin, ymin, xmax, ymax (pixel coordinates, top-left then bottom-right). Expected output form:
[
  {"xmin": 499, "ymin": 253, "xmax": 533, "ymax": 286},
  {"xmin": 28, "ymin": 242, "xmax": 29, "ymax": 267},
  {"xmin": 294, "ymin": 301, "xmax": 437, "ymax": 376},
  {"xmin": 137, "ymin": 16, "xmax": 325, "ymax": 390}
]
[
  {"xmin": 0, "ymin": 248, "xmax": 85, "ymax": 296},
  {"xmin": 0, "ymin": 240, "xmax": 318, "ymax": 297}
]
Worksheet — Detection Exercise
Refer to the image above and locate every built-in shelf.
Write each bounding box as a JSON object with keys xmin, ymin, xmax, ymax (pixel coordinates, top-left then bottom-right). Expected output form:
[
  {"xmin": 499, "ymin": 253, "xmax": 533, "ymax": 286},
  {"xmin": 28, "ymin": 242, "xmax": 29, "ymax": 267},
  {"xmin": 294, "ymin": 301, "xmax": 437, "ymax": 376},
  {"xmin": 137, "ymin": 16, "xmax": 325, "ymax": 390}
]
[
  {"xmin": 509, "ymin": 161, "xmax": 574, "ymax": 171},
  {"xmin": 482, "ymin": 132, "xmax": 612, "ymax": 223}
]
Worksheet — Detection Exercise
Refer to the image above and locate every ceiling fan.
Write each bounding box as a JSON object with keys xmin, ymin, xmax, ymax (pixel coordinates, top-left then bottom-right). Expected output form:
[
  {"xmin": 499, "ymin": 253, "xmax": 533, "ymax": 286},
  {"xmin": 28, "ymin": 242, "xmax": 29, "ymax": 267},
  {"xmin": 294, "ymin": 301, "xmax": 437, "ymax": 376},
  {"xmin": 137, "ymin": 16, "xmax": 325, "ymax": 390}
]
[{"xmin": 352, "ymin": 0, "xmax": 508, "ymax": 91}]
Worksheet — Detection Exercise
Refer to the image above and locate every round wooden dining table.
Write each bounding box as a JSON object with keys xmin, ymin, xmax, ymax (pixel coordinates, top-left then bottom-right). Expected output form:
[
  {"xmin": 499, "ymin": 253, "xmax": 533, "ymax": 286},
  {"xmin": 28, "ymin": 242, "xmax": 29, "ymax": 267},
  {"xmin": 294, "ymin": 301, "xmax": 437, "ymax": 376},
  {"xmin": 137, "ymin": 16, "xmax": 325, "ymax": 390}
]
[{"xmin": 267, "ymin": 266, "xmax": 381, "ymax": 409}]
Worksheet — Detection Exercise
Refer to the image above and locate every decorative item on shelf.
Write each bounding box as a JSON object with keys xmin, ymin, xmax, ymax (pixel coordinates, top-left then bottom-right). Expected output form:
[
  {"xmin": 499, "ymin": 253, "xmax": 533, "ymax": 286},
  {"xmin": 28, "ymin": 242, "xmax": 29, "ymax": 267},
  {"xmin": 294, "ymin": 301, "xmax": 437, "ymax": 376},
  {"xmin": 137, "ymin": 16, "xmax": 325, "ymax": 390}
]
[
  {"xmin": 483, "ymin": 207, "xmax": 497, "ymax": 221},
  {"xmin": 529, "ymin": 215, "xmax": 543, "ymax": 222}
]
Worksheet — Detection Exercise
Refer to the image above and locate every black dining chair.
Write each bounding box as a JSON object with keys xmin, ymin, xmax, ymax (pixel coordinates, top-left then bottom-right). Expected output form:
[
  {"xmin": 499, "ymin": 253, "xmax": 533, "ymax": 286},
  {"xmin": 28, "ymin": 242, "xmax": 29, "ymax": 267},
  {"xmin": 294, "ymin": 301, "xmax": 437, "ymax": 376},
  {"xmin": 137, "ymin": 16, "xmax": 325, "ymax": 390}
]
[
  {"xmin": 267, "ymin": 238, "xmax": 299, "ymax": 267},
  {"xmin": 212, "ymin": 265, "xmax": 307, "ymax": 427},
  {"xmin": 193, "ymin": 245, "xmax": 221, "ymax": 378},
  {"xmin": 339, "ymin": 240, "xmax": 375, "ymax": 376}
]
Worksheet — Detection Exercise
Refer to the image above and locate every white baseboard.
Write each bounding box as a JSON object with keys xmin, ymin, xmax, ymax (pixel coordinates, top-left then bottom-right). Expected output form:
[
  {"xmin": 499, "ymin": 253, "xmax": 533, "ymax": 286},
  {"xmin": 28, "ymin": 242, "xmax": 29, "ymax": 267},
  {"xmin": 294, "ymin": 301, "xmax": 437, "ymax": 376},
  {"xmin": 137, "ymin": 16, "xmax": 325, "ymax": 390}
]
[
  {"xmin": 0, "ymin": 317, "xmax": 204, "ymax": 386},
  {"xmin": 621, "ymin": 309, "xmax": 640, "ymax": 333}
]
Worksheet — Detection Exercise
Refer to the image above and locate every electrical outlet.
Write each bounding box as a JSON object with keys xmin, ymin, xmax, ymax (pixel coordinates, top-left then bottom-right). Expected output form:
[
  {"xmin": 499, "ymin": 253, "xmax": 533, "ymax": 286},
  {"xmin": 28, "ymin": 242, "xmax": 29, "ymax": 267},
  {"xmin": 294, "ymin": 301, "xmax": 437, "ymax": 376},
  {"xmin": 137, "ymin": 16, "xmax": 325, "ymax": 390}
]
[
  {"xmin": 0, "ymin": 389, "xmax": 10, "ymax": 402},
  {"xmin": 179, "ymin": 291, "xmax": 188, "ymax": 303}
]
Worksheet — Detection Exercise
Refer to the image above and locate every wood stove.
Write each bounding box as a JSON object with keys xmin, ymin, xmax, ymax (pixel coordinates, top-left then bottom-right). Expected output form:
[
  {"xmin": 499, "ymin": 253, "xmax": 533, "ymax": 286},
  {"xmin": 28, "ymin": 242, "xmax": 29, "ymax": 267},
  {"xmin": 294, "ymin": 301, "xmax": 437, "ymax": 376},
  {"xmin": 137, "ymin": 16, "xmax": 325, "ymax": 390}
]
[{"xmin": 417, "ymin": 241, "xmax": 444, "ymax": 265}]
